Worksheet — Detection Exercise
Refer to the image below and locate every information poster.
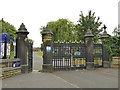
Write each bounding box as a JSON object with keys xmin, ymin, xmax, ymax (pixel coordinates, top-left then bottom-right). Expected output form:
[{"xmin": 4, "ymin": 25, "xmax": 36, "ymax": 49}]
[
  {"xmin": 0, "ymin": 33, "xmax": 11, "ymax": 59},
  {"xmin": 0, "ymin": 43, "xmax": 1, "ymax": 59},
  {"xmin": 1, "ymin": 43, "xmax": 4, "ymax": 57},
  {"xmin": 13, "ymin": 41, "xmax": 16, "ymax": 46},
  {"xmin": 74, "ymin": 52, "xmax": 80, "ymax": 56},
  {"xmin": 7, "ymin": 44, "xmax": 10, "ymax": 56},
  {"xmin": 46, "ymin": 46, "xmax": 51, "ymax": 52}
]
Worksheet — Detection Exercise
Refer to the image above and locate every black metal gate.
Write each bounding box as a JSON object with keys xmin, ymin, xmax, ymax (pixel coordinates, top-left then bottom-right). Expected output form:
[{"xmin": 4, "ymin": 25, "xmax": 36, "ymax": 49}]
[
  {"xmin": 52, "ymin": 43, "xmax": 103, "ymax": 70},
  {"xmin": 94, "ymin": 44, "xmax": 103, "ymax": 68},
  {"xmin": 52, "ymin": 43, "xmax": 86, "ymax": 70}
]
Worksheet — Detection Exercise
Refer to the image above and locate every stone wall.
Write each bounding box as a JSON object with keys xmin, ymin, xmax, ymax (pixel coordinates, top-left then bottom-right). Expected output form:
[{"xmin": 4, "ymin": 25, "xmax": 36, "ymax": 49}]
[
  {"xmin": 111, "ymin": 57, "xmax": 120, "ymax": 68},
  {"xmin": 0, "ymin": 58, "xmax": 21, "ymax": 79}
]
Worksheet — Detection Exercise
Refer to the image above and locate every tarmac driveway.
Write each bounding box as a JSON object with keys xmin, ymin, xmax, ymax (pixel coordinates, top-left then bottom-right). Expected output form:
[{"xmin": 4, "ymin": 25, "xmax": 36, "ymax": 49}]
[
  {"xmin": 2, "ymin": 52, "xmax": 119, "ymax": 88},
  {"xmin": 2, "ymin": 68, "xmax": 119, "ymax": 88},
  {"xmin": 52, "ymin": 68, "xmax": 119, "ymax": 88}
]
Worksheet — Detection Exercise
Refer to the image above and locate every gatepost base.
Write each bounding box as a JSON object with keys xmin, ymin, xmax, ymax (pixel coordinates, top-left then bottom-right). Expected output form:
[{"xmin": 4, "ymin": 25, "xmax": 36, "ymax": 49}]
[
  {"xmin": 103, "ymin": 61, "xmax": 110, "ymax": 68},
  {"xmin": 21, "ymin": 65, "xmax": 28, "ymax": 73},
  {"xmin": 43, "ymin": 64, "xmax": 53, "ymax": 73},
  {"xmin": 86, "ymin": 62, "xmax": 95, "ymax": 70}
]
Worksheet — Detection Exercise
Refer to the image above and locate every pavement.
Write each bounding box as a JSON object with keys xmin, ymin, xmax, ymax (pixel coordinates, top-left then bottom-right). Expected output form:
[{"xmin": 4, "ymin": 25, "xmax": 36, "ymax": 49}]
[
  {"xmin": 1, "ymin": 52, "xmax": 119, "ymax": 88},
  {"xmin": 33, "ymin": 52, "xmax": 43, "ymax": 70}
]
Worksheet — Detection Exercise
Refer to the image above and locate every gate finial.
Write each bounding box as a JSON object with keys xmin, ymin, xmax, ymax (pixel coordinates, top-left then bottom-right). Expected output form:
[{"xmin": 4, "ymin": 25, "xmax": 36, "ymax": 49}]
[
  {"xmin": 42, "ymin": 25, "xmax": 53, "ymax": 35},
  {"xmin": 84, "ymin": 29, "xmax": 94, "ymax": 37},
  {"xmin": 17, "ymin": 23, "xmax": 29, "ymax": 34},
  {"xmin": 101, "ymin": 24, "xmax": 109, "ymax": 39},
  {"xmin": 18, "ymin": 23, "xmax": 27, "ymax": 31}
]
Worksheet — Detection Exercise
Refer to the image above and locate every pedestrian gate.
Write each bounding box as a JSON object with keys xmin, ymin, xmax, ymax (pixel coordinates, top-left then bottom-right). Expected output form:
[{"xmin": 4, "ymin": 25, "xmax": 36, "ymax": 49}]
[{"xmin": 52, "ymin": 43, "xmax": 103, "ymax": 70}]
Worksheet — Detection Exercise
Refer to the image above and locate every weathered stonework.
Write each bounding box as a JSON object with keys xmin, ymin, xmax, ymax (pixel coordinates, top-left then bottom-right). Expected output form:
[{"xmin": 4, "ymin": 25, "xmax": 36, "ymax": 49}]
[
  {"xmin": 43, "ymin": 64, "xmax": 53, "ymax": 73},
  {"xmin": 111, "ymin": 57, "xmax": 120, "ymax": 68},
  {"xmin": 42, "ymin": 26, "xmax": 53, "ymax": 72},
  {"xmin": 0, "ymin": 58, "xmax": 21, "ymax": 79}
]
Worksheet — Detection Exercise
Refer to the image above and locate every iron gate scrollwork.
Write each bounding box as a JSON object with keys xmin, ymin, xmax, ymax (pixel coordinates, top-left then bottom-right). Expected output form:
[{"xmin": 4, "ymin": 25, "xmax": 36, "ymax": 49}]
[
  {"xmin": 52, "ymin": 43, "xmax": 86, "ymax": 70},
  {"xmin": 52, "ymin": 43, "xmax": 104, "ymax": 70},
  {"xmin": 94, "ymin": 44, "xmax": 103, "ymax": 67},
  {"xmin": 42, "ymin": 27, "xmax": 110, "ymax": 71}
]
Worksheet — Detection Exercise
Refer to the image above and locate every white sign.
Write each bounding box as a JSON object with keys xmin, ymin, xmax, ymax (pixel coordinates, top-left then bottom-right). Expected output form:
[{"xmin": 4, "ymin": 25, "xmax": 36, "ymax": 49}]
[
  {"xmin": 13, "ymin": 41, "xmax": 16, "ymax": 46},
  {"xmin": 7, "ymin": 44, "xmax": 10, "ymax": 56},
  {"xmin": 46, "ymin": 46, "xmax": 51, "ymax": 52},
  {"xmin": 1, "ymin": 43, "xmax": 4, "ymax": 56}
]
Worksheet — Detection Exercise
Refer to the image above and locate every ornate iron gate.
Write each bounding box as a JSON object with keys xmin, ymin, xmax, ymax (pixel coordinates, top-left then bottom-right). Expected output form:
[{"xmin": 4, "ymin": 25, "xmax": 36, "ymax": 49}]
[
  {"xmin": 94, "ymin": 44, "xmax": 103, "ymax": 68},
  {"xmin": 52, "ymin": 43, "xmax": 86, "ymax": 70},
  {"xmin": 52, "ymin": 43, "xmax": 103, "ymax": 70},
  {"xmin": 42, "ymin": 27, "xmax": 110, "ymax": 72}
]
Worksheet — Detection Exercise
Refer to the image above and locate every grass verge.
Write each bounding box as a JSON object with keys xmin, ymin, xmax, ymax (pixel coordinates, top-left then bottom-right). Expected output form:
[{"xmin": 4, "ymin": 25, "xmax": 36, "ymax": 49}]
[
  {"xmin": 38, "ymin": 52, "xmax": 43, "ymax": 57},
  {"xmin": 38, "ymin": 70, "xmax": 44, "ymax": 72}
]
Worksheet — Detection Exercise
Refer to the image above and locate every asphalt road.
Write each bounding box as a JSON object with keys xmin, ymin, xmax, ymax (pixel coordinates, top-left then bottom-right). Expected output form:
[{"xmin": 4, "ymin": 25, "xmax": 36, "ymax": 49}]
[
  {"xmin": 2, "ymin": 52, "xmax": 119, "ymax": 88},
  {"xmin": 2, "ymin": 72, "xmax": 76, "ymax": 88},
  {"xmin": 52, "ymin": 69, "xmax": 119, "ymax": 88},
  {"xmin": 2, "ymin": 68, "xmax": 119, "ymax": 88}
]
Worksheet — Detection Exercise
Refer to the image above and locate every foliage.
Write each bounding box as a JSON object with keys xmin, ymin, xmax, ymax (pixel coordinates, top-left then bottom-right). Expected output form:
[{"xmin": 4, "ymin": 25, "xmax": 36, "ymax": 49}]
[
  {"xmin": 0, "ymin": 18, "xmax": 17, "ymax": 51},
  {"xmin": 25, "ymin": 38, "xmax": 34, "ymax": 44},
  {"xmin": 40, "ymin": 43, "xmax": 43, "ymax": 51},
  {"xmin": 104, "ymin": 36, "xmax": 120, "ymax": 58},
  {"xmin": 40, "ymin": 19, "xmax": 76, "ymax": 42},
  {"xmin": 10, "ymin": 51, "xmax": 14, "ymax": 59},
  {"xmin": 76, "ymin": 10, "xmax": 103, "ymax": 42},
  {"xmin": 38, "ymin": 70, "xmax": 44, "ymax": 72},
  {"xmin": 38, "ymin": 52, "xmax": 43, "ymax": 56},
  {"xmin": 112, "ymin": 25, "xmax": 120, "ymax": 36},
  {"xmin": 40, "ymin": 10, "xmax": 104, "ymax": 44}
]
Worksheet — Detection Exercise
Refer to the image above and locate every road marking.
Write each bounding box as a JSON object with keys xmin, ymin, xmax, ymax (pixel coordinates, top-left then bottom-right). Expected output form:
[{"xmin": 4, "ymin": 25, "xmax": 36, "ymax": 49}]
[{"xmin": 51, "ymin": 74, "xmax": 80, "ymax": 88}]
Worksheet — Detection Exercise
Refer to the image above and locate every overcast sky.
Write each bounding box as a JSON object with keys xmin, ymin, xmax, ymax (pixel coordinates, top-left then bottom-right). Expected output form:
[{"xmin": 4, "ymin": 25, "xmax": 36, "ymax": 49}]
[{"xmin": 0, "ymin": 0, "xmax": 119, "ymax": 47}]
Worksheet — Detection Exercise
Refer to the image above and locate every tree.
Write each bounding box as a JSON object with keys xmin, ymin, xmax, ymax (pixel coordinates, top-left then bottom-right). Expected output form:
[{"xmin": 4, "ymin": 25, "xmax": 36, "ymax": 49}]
[
  {"xmin": 75, "ymin": 10, "xmax": 103, "ymax": 42},
  {"xmin": 40, "ymin": 19, "xmax": 76, "ymax": 42},
  {"xmin": 112, "ymin": 25, "xmax": 120, "ymax": 36},
  {"xmin": 104, "ymin": 36, "xmax": 120, "ymax": 58},
  {"xmin": 0, "ymin": 18, "xmax": 17, "ymax": 50},
  {"xmin": 40, "ymin": 43, "xmax": 43, "ymax": 51},
  {"xmin": 104, "ymin": 25, "xmax": 120, "ymax": 58}
]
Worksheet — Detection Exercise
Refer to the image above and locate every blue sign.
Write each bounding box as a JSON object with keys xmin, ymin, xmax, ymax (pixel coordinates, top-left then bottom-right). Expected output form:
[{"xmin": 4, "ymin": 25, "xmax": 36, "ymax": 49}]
[
  {"xmin": 46, "ymin": 46, "xmax": 51, "ymax": 52},
  {"xmin": 0, "ymin": 33, "xmax": 11, "ymax": 59},
  {"xmin": 74, "ymin": 52, "xmax": 80, "ymax": 56},
  {"xmin": 0, "ymin": 33, "xmax": 10, "ymax": 43},
  {"xmin": 12, "ymin": 61, "xmax": 21, "ymax": 67}
]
